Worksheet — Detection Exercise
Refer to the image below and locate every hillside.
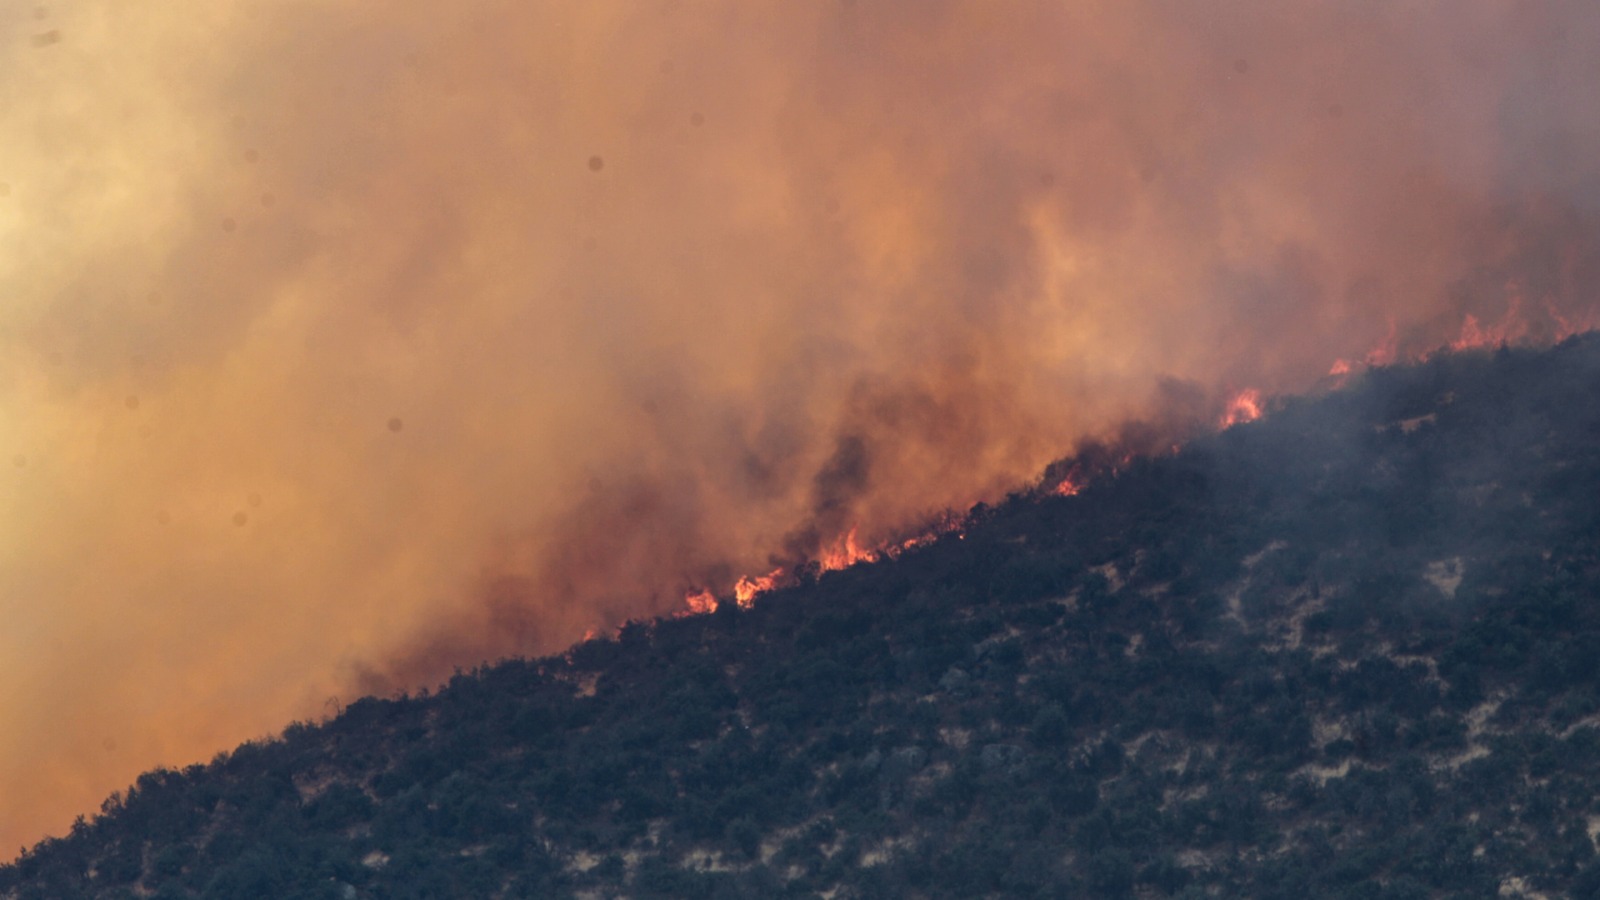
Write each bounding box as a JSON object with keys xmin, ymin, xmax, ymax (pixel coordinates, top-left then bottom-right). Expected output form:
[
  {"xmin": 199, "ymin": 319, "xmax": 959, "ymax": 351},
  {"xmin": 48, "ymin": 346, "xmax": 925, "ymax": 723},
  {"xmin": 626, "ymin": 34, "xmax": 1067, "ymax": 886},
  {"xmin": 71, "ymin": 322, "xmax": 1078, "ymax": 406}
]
[{"xmin": 10, "ymin": 337, "xmax": 1600, "ymax": 900}]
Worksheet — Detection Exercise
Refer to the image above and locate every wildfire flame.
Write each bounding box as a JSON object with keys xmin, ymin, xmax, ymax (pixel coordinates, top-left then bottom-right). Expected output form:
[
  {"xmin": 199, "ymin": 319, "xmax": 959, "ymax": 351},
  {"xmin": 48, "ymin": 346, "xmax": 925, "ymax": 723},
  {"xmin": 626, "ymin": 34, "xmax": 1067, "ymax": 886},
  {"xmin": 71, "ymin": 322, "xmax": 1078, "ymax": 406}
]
[
  {"xmin": 1219, "ymin": 389, "xmax": 1264, "ymax": 428},
  {"xmin": 733, "ymin": 569, "xmax": 783, "ymax": 607},
  {"xmin": 1328, "ymin": 299, "xmax": 1600, "ymax": 387},
  {"xmin": 1330, "ymin": 318, "xmax": 1399, "ymax": 378},
  {"xmin": 680, "ymin": 515, "xmax": 970, "ymax": 614},
  {"xmin": 888, "ymin": 531, "xmax": 942, "ymax": 555},
  {"xmin": 819, "ymin": 524, "xmax": 876, "ymax": 572},
  {"xmin": 683, "ymin": 588, "xmax": 718, "ymax": 615},
  {"xmin": 1052, "ymin": 461, "xmax": 1088, "ymax": 497},
  {"xmin": 683, "ymin": 300, "xmax": 1600, "ymax": 621},
  {"xmin": 1451, "ymin": 292, "xmax": 1529, "ymax": 352},
  {"xmin": 5, "ymin": 0, "xmax": 1600, "ymax": 861},
  {"xmin": 1544, "ymin": 299, "xmax": 1597, "ymax": 343}
]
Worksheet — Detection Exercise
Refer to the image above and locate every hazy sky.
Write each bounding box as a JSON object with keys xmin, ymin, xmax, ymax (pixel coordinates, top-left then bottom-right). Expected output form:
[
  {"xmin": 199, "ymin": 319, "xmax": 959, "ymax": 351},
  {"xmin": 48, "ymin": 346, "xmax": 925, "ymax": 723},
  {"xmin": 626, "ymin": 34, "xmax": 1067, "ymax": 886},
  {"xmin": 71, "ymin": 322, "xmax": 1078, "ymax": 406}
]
[{"xmin": 2, "ymin": 0, "xmax": 1598, "ymax": 850}]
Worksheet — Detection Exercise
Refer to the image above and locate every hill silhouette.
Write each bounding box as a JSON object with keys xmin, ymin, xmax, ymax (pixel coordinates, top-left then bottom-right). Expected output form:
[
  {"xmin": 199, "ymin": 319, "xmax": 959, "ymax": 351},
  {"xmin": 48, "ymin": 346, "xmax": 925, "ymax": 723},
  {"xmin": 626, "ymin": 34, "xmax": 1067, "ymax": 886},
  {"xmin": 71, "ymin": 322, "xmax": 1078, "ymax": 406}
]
[{"xmin": 9, "ymin": 336, "xmax": 1600, "ymax": 899}]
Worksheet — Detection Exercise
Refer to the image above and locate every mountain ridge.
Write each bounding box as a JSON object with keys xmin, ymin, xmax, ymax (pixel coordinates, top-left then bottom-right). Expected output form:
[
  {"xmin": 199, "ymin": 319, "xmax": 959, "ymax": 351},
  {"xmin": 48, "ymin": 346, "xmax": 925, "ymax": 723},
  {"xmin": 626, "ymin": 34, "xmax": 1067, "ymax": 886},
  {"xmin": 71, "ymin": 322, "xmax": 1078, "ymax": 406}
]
[{"xmin": 9, "ymin": 336, "xmax": 1600, "ymax": 899}]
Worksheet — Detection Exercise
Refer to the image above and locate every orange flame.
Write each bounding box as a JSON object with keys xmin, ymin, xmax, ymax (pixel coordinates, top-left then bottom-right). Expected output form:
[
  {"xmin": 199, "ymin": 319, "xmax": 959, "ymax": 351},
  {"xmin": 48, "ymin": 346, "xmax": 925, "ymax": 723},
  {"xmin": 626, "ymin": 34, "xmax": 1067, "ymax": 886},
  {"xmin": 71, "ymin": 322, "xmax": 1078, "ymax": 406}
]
[
  {"xmin": 702, "ymin": 296, "xmax": 1600, "ymax": 623},
  {"xmin": 1449, "ymin": 290, "xmax": 1528, "ymax": 352},
  {"xmin": 1219, "ymin": 389, "xmax": 1264, "ymax": 428},
  {"xmin": 692, "ymin": 516, "xmax": 966, "ymax": 615},
  {"xmin": 819, "ymin": 524, "xmax": 877, "ymax": 572},
  {"xmin": 1367, "ymin": 319, "xmax": 1399, "ymax": 367},
  {"xmin": 1542, "ymin": 294, "xmax": 1600, "ymax": 342},
  {"xmin": 1548, "ymin": 302, "xmax": 1582, "ymax": 341},
  {"xmin": 1327, "ymin": 300, "xmax": 1600, "ymax": 386},
  {"xmin": 1052, "ymin": 462, "xmax": 1087, "ymax": 497},
  {"xmin": 733, "ymin": 568, "xmax": 782, "ymax": 607},
  {"xmin": 881, "ymin": 515, "xmax": 965, "ymax": 558},
  {"xmin": 1329, "ymin": 317, "xmax": 1398, "ymax": 377},
  {"xmin": 887, "ymin": 532, "xmax": 939, "ymax": 554},
  {"xmin": 683, "ymin": 588, "xmax": 718, "ymax": 615}
]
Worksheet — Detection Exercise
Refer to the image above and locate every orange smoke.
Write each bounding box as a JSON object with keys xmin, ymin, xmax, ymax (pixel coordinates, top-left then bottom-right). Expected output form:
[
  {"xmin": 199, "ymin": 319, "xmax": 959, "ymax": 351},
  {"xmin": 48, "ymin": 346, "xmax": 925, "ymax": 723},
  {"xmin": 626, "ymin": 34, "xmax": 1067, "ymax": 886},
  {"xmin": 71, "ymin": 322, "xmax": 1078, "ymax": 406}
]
[{"xmin": 4, "ymin": 0, "xmax": 1600, "ymax": 853}]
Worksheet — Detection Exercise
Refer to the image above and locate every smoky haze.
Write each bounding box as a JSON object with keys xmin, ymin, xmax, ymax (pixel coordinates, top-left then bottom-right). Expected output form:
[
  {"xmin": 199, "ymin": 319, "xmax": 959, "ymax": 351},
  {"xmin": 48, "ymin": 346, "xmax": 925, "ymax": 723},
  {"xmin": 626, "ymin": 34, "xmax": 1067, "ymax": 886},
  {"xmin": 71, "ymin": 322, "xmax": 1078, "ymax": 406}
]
[{"xmin": 2, "ymin": 0, "xmax": 1599, "ymax": 851}]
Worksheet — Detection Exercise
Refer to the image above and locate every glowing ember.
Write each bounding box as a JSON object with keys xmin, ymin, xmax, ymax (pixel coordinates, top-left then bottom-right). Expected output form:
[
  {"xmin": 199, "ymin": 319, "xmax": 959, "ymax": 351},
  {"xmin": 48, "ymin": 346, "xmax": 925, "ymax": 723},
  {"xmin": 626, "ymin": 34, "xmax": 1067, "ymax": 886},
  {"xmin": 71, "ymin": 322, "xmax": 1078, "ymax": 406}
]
[{"xmin": 1219, "ymin": 389, "xmax": 1264, "ymax": 428}]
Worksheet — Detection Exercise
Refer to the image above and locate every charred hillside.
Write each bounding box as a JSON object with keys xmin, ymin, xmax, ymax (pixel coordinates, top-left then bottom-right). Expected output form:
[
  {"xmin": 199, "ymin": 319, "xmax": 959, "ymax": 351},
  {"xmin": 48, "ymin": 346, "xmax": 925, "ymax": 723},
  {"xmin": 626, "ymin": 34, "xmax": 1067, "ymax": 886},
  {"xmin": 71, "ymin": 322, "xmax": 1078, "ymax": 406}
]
[{"xmin": 11, "ymin": 337, "xmax": 1600, "ymax": 900}]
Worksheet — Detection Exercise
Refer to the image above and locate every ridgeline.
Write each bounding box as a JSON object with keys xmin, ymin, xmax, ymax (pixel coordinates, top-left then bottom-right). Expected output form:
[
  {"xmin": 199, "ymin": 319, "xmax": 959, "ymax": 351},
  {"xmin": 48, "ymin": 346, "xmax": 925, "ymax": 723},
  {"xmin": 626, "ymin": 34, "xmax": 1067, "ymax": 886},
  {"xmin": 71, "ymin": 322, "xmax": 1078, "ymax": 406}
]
[{"xmin": 10, "ymin": 337, "xmax": 1600, "ymax": 900}]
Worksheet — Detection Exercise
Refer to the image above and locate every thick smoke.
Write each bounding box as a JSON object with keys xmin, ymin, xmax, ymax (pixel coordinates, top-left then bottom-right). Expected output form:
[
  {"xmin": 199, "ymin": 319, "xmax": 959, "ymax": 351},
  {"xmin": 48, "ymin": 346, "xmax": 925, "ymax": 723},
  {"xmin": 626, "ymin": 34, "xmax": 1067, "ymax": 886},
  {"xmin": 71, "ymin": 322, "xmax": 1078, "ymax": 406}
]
[{"xmin": 2, "ymin": 0, "xmax": 1599, "ymax": 849}]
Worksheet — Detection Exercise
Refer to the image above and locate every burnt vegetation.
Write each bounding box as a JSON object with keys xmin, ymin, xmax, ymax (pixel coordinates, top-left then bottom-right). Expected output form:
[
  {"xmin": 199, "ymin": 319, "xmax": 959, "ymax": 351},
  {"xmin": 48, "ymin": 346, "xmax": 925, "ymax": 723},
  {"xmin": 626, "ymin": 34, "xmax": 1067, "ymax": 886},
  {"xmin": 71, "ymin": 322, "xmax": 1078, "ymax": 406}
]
[{"xmin": 12, "ymin": 336, "xmax": 1600, "ymax": 899}]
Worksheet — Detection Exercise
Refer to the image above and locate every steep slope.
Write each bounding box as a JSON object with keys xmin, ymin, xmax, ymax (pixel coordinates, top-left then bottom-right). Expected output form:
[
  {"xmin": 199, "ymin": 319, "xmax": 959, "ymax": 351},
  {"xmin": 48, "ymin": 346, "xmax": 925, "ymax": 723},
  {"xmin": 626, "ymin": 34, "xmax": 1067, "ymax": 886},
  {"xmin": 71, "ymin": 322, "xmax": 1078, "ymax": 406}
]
[{"xmin": 10, "ymin": 337, "xmax": 1600, "ymax": 900}]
